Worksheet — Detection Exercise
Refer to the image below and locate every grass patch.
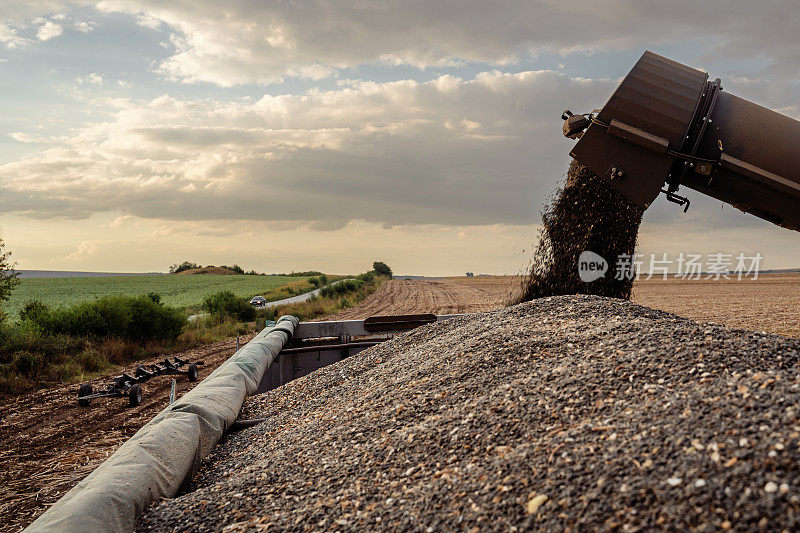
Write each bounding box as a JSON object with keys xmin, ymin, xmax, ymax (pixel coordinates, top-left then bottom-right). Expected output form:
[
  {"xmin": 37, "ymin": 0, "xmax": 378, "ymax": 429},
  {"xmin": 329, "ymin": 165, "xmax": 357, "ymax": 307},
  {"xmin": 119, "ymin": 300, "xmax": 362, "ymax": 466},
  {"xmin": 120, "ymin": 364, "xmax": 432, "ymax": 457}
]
[
  {"xmin": 0, "ymin": 271, "xmax": 365, "ymax": 395},
  {"xmin": 178, "ymin": 315, "xmax": 251, "ymax": 346},
  {"xmin": 5, "ymin": 274, "xmax": 307, "ymax": 321}
]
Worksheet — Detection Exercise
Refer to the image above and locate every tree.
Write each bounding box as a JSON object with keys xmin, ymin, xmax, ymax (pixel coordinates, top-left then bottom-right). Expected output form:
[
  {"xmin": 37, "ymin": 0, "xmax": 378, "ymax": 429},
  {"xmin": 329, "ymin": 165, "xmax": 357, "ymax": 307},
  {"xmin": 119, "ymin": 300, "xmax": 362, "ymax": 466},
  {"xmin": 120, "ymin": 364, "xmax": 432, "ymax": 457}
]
[
  {"xmin": 0, "ymin": 239, "xmax": 20, "ymax": 320},
  {"xmin": 372, "ymin": 261, "xmax": 392, "ymax": 277}
]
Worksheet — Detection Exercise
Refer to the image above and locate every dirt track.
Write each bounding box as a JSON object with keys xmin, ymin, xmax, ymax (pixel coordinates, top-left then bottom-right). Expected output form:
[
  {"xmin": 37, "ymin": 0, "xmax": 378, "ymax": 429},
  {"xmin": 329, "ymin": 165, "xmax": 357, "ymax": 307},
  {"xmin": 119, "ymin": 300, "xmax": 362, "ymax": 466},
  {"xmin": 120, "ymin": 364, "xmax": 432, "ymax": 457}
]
[{"xmin": 0, "ymin": 334, "xmax": 253, "ymax": 533}]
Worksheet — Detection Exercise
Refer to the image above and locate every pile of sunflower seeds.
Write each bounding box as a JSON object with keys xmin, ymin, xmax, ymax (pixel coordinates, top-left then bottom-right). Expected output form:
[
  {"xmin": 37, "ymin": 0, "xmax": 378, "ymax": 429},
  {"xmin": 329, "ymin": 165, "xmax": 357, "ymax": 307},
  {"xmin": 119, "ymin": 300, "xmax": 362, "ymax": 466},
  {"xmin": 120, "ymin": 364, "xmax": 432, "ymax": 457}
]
[{"xmin": 140, "ymin": 295, "xmax": 800, "ymax": 531}]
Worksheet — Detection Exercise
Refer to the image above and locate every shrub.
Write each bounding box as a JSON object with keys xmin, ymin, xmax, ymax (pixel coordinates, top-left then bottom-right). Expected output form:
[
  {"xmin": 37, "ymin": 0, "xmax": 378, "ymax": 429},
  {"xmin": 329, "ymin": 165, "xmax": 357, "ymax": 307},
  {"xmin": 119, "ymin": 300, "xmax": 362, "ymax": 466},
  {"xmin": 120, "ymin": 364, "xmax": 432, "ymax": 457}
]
[
  {"xmin": 124, "ymin": 295, "xmax": 185, "ymax": 341},
  {"xmin": 320, "ymin": 279, "xmax": 364, "ymax": 298},
  {"xmin": 12, "ymin": 351, "xmax": 43, "ymax": 378},
  {"xmin": 0, "ymin": 238, "xmax": 20, "ymax": 313},
  {"xmin": 257, "ymin": 306, "xmax": 279, "ymax": 322},
  {"xmin": 202, "ymin": 290, "xmax": 256, "ymax": 322},
  {"xmin": 145, "ymin": 291, "xmax": 161, "ymax": 304},
  {"xmin": 0, "ymin": 319, "xmax": 83, "ymax": 365},
  {"xmin": 76, "ymin": 350, "xmax": 109, "ymax": 373},
  {"xmin": 19, "ymin": 300, "xmax": 49, "ymax": 322},
  {"xmin": 308, "ymin": 274, "xmax": 330, "ymax": 288},
  {"xmin": 29, "ymin": 295, "xmax": 185, "ymax": 342}
]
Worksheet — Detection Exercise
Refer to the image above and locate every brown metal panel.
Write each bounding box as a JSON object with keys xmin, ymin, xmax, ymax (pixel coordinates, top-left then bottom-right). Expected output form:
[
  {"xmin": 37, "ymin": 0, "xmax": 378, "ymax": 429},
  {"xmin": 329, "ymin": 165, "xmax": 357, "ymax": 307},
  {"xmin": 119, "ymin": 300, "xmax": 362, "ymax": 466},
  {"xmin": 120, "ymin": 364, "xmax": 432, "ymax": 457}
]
[
  {"xmin": 719, "ymin": 154, "xmax": 800, "ymax": 195},
  {"xmin": 696, "ymin": 92, "xmax": 800, "ymax": 188},
  {"xmin": 363, "ymin": 313, "xmax": 437, "ymax": 332},
  {"xmin": 570, "ymin": 124, "xmax": 672, "ymax": 206},
  {"xmin": 595, "ymin": 51, "xmax": 707, "ymax": 146}
]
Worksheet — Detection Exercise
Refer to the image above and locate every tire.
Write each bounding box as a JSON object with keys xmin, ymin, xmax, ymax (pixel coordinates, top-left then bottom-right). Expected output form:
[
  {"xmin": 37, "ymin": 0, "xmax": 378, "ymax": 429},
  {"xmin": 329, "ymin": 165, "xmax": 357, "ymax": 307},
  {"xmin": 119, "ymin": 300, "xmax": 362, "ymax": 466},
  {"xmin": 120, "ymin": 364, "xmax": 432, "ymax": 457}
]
[
  {"xmin": 128, "ymin": 384, "xmax": 143, "ymax": 407},
  {"xmin": 78, "ymin": 383, "xmax": 93, "ymax": 407},
  {"xmin": 187, "ymin": 363, "xmax": 198, "ymax": 382}
]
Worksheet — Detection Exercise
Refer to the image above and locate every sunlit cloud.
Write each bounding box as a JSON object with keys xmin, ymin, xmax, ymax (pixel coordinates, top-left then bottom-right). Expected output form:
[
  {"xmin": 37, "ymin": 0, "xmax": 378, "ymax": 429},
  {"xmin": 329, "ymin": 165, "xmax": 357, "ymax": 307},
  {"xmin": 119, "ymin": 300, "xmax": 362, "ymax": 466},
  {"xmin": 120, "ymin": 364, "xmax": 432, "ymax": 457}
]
[
  {"xmin": 0, "ymin": 71, "xmax": 610, "ymax": 227},
  {"xmin": 36, "ymin": 20, "xmax": 63, "ymax": 41}
]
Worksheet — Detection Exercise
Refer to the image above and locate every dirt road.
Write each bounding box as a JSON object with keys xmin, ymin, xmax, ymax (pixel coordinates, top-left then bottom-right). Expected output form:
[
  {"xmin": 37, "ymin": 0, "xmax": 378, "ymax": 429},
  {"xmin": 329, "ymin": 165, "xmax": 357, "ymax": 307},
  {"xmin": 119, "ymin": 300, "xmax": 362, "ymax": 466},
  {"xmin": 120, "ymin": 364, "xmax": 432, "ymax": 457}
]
[{"xmin": 0, "ymin": 334, "xmax": 253, "ymax": 533}]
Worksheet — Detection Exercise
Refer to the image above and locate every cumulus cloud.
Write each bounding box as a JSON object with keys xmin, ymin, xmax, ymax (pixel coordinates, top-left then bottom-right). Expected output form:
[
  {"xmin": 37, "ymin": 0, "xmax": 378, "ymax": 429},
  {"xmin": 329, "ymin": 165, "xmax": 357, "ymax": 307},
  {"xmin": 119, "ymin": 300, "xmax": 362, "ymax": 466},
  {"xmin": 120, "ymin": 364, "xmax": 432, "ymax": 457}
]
[
  {"xmin": 89, "ymin": 0, "xmax": 800, "ymax": 86},
  {"xmin": 0, "ymin": 71, "xmax": 611, "ymax": 226},
  {"xmin": 36, "ymin": 20, "xmax": 63, "ymax": 41}
]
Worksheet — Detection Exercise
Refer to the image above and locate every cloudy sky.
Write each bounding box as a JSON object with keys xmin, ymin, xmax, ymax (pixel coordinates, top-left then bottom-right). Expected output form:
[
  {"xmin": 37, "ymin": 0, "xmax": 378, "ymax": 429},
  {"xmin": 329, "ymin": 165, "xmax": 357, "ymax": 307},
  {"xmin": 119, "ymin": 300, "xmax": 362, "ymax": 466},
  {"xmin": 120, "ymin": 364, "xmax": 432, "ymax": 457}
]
[{"xmin": 1, "ymin": 1, "xmax": 798, "ymax": 275}]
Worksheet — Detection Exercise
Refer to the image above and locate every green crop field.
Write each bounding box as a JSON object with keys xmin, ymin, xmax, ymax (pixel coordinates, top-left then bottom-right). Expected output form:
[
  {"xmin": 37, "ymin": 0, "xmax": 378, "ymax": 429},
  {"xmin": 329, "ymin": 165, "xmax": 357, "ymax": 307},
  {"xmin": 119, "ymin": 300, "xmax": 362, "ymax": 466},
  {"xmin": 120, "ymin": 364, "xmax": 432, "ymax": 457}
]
[{"xmin": 4, "ymin": 275, "xmax": 307, "ymax": 320}]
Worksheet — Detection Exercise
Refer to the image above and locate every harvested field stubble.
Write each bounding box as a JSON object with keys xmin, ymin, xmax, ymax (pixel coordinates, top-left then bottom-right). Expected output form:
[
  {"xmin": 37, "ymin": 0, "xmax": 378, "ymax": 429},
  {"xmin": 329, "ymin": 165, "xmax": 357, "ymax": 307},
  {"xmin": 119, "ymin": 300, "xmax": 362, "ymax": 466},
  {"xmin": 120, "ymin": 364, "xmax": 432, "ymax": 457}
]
[
  {"xmin": 139, "ymin": 295, "xmax": 800, "ymax": 531},
  {"xmin": 517, "ymin": 160, "xmax": 644, "ymax": 302},
  {"xmin": 324, "ymin": 277, "xmax": 517, "ymax": 320}
]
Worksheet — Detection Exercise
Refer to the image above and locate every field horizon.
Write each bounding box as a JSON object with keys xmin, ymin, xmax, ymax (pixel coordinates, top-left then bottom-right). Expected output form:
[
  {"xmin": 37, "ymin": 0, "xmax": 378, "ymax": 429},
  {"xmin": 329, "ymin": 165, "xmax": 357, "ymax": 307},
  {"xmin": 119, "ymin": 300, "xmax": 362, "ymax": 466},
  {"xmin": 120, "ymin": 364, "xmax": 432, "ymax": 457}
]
[{"xmin": 4, "ymin": 274, "xmax": 310, "ymax": 320}]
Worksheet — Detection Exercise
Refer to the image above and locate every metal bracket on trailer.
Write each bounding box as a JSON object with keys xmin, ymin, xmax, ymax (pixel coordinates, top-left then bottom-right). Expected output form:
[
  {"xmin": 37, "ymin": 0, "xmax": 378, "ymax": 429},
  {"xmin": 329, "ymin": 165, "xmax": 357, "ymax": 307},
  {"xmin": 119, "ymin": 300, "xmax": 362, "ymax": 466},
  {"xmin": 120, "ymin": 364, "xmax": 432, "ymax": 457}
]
[{"xmin": 256, "ymin": 313, "xmax": 464, "ymax": 394}]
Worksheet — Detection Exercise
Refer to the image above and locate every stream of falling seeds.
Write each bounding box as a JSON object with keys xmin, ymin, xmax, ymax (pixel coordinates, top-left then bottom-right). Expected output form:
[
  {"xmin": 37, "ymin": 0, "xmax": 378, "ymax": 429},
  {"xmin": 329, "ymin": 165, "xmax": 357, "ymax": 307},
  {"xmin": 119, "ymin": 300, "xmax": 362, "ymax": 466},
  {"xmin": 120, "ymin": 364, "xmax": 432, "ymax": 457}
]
[{"xmin": 515, "ymin": 160, "xmax": 645, "ymax": 303}]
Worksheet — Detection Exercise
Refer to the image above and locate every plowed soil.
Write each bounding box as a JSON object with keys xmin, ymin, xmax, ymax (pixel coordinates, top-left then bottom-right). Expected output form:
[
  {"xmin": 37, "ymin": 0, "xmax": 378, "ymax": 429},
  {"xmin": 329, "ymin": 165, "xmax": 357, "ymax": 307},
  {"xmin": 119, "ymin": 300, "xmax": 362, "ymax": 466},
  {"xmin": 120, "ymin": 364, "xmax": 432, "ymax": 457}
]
[
  {"xmin": 327, "ymin": 275, "xmax": 799, "ymax": 339},
  {"xmin": 324, "ymin": 277, "xmax": 518, "ymax": 320},
  {"xmin": 633, "ymin": 274, "xmax": 800, "ymax": 339},
  {"xmin": 0, "ymin": 334, "xmax": 254, "ymax": 533}
]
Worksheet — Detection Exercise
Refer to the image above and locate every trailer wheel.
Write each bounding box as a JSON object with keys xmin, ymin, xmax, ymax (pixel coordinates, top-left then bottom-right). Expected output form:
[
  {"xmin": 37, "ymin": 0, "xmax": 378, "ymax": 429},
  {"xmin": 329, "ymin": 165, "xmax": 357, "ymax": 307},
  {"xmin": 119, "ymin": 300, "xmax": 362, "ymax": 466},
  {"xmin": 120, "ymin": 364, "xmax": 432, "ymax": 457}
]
[
  {"xmin": 129, "ymin": 384, "xmax": 143, "ymax": 407},
  {"xmin": 78, "ymin": 383, "xmax": 93, "ymax": 407},
  {"xmin": 187, "ymin": 363, "xmax": 198, "ymax": 382}
]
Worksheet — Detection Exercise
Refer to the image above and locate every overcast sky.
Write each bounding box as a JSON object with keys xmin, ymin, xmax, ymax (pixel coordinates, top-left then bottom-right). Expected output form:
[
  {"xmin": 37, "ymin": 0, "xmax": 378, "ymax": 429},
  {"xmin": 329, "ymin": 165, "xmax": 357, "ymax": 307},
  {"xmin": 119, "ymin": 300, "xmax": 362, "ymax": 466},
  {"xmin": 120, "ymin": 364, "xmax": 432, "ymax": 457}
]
[{"xmin": 1, "ymin": 1, "xmax": 798, "ymax": 275}]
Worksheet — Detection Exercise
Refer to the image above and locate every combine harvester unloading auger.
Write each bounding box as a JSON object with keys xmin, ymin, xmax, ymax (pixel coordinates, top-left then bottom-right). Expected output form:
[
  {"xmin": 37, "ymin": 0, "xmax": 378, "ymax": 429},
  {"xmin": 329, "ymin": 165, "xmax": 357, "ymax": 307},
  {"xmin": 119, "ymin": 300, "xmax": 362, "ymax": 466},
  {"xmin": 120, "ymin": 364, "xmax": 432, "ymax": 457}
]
[{"xmin": 562, "ymin": 51, "xmax": 800, "ymax": 231}]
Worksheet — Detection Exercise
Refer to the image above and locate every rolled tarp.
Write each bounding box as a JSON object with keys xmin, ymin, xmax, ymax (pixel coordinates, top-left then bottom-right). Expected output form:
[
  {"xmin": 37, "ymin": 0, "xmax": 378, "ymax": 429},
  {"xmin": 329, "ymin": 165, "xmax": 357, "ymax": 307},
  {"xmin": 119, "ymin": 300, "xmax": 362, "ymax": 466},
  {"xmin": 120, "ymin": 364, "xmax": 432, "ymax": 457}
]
[{"xmin": 25, "ymin": 315, "xmax": 299, "ymax": 533}]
